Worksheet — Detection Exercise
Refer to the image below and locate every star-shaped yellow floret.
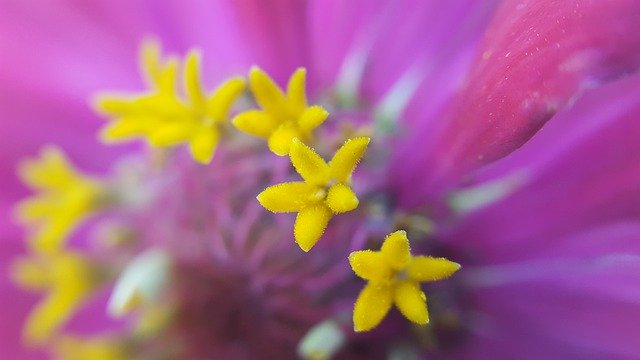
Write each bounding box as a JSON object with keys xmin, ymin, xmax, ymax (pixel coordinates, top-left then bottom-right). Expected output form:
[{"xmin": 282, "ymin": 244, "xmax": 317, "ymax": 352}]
[
  {"xmin": 232, "ymin": 66, "xmax": 329, "ymax": 156},
  {"xmin": 16, "ymin": 146, "xmax": 105, "ymax": 253},
  {"xmin": 349, "ymin": 230, "xmax": 461, "ymax": 332},
  {"xmin": 11, "ymin": 251, "xmax": 100, "ymax": 345},
  {"xmin": 257, "ymin": 137, "xmax": 370, "ymax": 251},
  {"xmin": 95, "ymin": 40, "xmax": 246, "ymax": 164}
]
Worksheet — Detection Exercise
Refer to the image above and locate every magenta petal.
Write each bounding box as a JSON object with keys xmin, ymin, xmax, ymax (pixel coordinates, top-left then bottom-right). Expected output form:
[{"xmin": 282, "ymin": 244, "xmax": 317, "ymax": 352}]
[
  {"xmin": 0, "ymin": 202, "xmax": 44, "ymax": 360},
  {"xmin": 227, "ymin": 0, "xmax": 309, "ymax": 83},
  {"xmin": 309, "ymin": 0, "xmax": 499, "ymax": 102},
  {"xmin": 392, "ymin": 0, "xmax": 640, "ymax": 206},
  {"xmin": 466, "ymin": 244, "xmax": 640, "ymax": 357},
  {"xmin": 443, "ymin": 74, "xmax": 640, "ymax": 264},
  {"xmin": 458, "ymin": 219, "xmax": 640, "ymax": 357}
]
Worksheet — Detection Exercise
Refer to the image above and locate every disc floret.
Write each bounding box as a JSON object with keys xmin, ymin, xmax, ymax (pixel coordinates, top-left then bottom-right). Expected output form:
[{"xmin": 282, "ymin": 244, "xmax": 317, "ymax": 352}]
[
  {"xmin": 258, "ymin": 137, "xmax": 370, "ymax": 251},
  {"xmin": 349, "ymin": 230, "xmax": 461, "ymax": 332}
]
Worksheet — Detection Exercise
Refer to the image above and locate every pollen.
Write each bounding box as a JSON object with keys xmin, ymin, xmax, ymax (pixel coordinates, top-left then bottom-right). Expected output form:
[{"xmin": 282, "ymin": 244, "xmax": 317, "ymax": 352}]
[
  {"xmin": 11, "ymin": 250, "xmax": 101, "ymax": 345},
  {"xmin": 349, "ymin": 230, "xmax": 461, "ymax": 332},
  {"xmin": 257, "ymin": 137, "xmax": 369, "ymax": 252},
  {"xmin": 94, "ymin": 40, "xmax": 246, "ymax": 164},
  {"xmin": 15, "ymin": 146, "xmax": 106, "ymax": 253},
  {"xmin": 232, "ymin": 67, "xmax": 329, "ymax": 156}
]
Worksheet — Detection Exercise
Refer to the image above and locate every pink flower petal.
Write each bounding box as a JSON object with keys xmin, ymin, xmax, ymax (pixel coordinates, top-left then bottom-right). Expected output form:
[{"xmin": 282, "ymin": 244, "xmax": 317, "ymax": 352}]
[
  {"xmin": 392, "ymin": 0, "xmax": 640, "ymax": 207},
  {"xmin": 445, "ymin": 74, "xmax": 640, "ymax": 264},
  {"xmin": 467, "ymin": 244, "xmax": 640, "ymax": 357}
]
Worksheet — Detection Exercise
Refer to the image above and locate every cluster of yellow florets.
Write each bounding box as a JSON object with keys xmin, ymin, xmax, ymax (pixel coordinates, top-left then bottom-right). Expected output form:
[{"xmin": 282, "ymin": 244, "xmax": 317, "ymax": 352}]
[
  {"xmin": 12, "ymin": 147, "xmax": 116, "ymax": 354},
  {"xmin": 14, "ymin": 40, "xmax": 461, "ymax": 349}
]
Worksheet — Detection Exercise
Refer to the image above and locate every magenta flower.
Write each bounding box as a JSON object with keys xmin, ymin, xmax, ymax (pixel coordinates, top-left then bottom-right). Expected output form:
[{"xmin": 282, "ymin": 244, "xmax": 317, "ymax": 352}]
[{"xmin": 1, "ymin": 0, "xmax": 639, "ymax": 359}]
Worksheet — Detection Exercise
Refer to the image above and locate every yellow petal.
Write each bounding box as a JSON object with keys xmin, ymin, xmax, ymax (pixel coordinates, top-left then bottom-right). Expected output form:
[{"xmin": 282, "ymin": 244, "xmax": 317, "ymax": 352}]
[
  {"xmin": 189, "ymin": 127, "xmax": 220, "ymax": 164},
  {"xmin": 207, "ymin": 77, "xmax": 246, "ymax": 121},
  {"xmin": 348, "ymin": 251, "xmax": 392, "ymax": 282},
  {"xmin": 140, "ymin": 39, "xmax": 162, "ymax": 87},
  {"xmin": 329, "ymin": 137, "xmax": 370, "ymax": 183},
  {"xmin": 24, "ymin": 291, "xmax": 80, "ymax": 345},
  {"xmin": 15, "ymin": 196, "xmax": 55, "ymax": 222},
  {"xmin": 286, "ymin": 67, "xmax": 307, "ymax": 115},
  {"xmin": 23, "ymin": 252, "xmax": 95, "ymax": 345},
  {"xmin": 249, "ymin": 66, "xmax": 289, "ymax": 118},
  {"xmin": 380, "ymin": 230, "xmax": 411, "ymax": 271},
  {"xmin": 394, "ymin": 281, "xmax": 429, "ymax": 325},
  {"xmin": 257, "ymin": 182, "xmax": 318, "ymax": 212},
  {"xmin": 184, "ymin": 50, "xmax": 206, "ymax": 107},
  {"xmin": 148, "ymin": 121, "xmax": 194, "ymax": 147},
  {"xmin": 325, "ymin": 183, "xmax": 359, "ymax": 214},
  {"xmin": 29, "ymin": 212, "xmax": 80, "ymax": 253},
  {"xmin": 289, "ymin": 138, "xmax": 331, "ymax": 185},
  {"xmin": 299, "ymin": 105, "xmax": 329, "ymax": 133},
  {"xmin": 294, "ymin": 204, "xmax": 332, "ymax": 252},
  {"xmin": 93, "ymin": 96, "xmax": 139, "ymax": 116},
  {"xmin": 407, "ymin": 256, "xmax": 461, "ymax": 282},
  {"xmin": 156, "ymin": 58, "xmax": 179, "ymax": 95},
  {"xmin": 99, "ymin": 116, "xmax": 156, "ymax": 143},
  {"xmin": 139, "ymin": 39, "xmax": 178, "ymax": 94},
  {"xmin": 18, "ymin": 146, "xmax": 75, "ymax": 190},
  {"xmin": 11, "ymin": 258, "xmax": 50, "ymax": 290},
  {"xmin": 353, "ymin": 282, "xmax": 393, "ymax": 332},
  {"xmin": 232, "ymin": 110, "xmax": 280, "ymax": 139},
  {"xmin": 268, "ymin": 124, "xmax": 300, "ymax": 156}
]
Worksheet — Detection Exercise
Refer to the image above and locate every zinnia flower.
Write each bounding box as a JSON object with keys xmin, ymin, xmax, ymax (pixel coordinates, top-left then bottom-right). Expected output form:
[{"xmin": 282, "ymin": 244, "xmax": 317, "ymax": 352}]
[{"xmin": 2, "ymin": 0, "xmax": 640, "ymax": 359}]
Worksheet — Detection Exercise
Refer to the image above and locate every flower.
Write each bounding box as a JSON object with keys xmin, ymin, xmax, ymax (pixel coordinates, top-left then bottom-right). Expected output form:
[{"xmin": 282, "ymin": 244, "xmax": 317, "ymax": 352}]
[
  {"xmin": 2, "ymin": 0, "xmax": 640, "ymax": 359},
  {"xmin": 349, "ymin": 230, "xmax": 460, "ymax": 332},
  {"xmin": 258, "ymin": 137, "xmax": 369, "ymax": 251}
]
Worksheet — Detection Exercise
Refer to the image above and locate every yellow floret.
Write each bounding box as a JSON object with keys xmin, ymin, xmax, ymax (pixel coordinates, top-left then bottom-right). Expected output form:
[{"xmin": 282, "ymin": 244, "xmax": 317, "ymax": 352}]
[
  {"xmin": 349, "ymin": 230, "xmax": 461, "ymax": 332},
  {"xmin": 95, "ymin": 40, "xmax": 246, "ymax": 164},
  {"xmin": 11, "ymin": 251, "xmax": 100, "ymax": 345},
  {"xmin": 257, "ymin": 137, "xmax": 370, "ymax": 251},
  {"xmin": 16, "ymin": 146, "xmax": 105, "ymax": 253},
  {"xmin": 232, "ymin": 67, "xmax": 329, "ymax": 156}
]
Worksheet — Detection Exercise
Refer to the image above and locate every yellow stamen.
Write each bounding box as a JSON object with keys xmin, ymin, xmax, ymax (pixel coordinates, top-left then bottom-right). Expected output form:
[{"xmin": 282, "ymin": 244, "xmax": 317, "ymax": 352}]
[
  {"xmin": 349, "ymin": 230, "xmax": 461, "ymax": 332},
  {"xmin": 95, "ymin": 40, "xmax": 246, "ymax": 164},
  {"xmin": 16, "ymin": 146, "xmax": 105, "ymax": 253},
  {"xmin": 232, "ymin": 67, "xmax": 329, "ymax": 156},
  {"xmin": 257, "ymin": 137, "xmax": 369, "ymax": 251}
]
